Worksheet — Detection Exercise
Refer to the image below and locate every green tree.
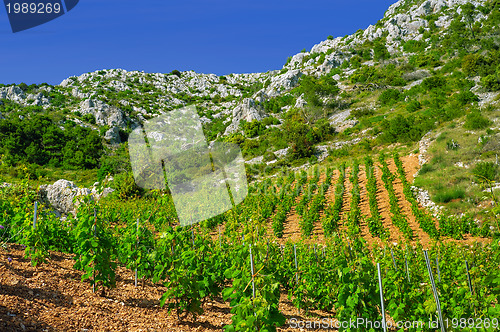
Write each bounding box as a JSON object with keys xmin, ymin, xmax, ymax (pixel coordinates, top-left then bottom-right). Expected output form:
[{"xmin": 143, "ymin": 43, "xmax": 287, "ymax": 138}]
[
  {"xmin": 462, "ymin": 3, "xmax": 477, "ymax": 39},
  {"xmin": 283, "ymin": 120, "xmax": 312, "ymax": 159},
  {"xmin": 373, "ymin": 40, "xmax": 389, "ymax": 61}
]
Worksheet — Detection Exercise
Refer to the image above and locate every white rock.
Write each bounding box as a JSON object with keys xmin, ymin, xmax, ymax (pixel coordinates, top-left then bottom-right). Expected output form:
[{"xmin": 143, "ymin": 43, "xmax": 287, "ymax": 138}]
[
  {"xmin": 224, "ymin": 98, "xmax": 267, "ymax": 135},
  {"xmin": 78, "ymin": 98, "xmax": 126, "ymax": 128},
  {"xmin": 104, "ymin": 127, "xmax": 121, "ymax": 144},
  {"xmin": 294, "ymin": 94, "xmax": 307, "ymax": 108},
  {"xmin": 0, "ymin": 86, "xmax": 25, "ymax": 103},
  {"xmin": 265, "ymin": 70, "xmax": 302, "ymax": 97},
  {"xmin": 38, "ymin": 179, "xmax": 114, "ymax": 215},
  {"xmin": 411, "ymin": 186, "xmax": 444, "ymax": 216}
]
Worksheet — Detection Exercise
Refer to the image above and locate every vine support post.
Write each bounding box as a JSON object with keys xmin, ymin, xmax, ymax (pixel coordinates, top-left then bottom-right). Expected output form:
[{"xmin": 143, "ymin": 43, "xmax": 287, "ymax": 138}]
[
  {"xmin": 30, "ymin": 201, "xmax": 38, "ymax": 263},
  {"xmin": 390, "ymin": 248, "xmax": 397, "ymax": 271},
  {"xmin": 314, "ymin": 244, "xmax": 318, "ymax": 262},
  {"xmin": 436, "ymin": 255, "xmax": 441, "ymax": 283},
  {"xmin": 191, "ymin": 228, "xmax": 195, "ymax": 247},
  {"xmin": 33, "ymin": 201, "xmax": 38, "ymax": 229},
  {"xmin": 93, "ymin": 207, "xmax": 96, "ymax": 293},
  {"xmin": 293, "ymin": 244, "xmax": 298, "ymax": 284},
  {"xmin": 465, "ymin": 260, "xmax": 473, "ymax": 295},
  {"xmin": 424, "ymin": 250, "xmax": 446, "ymax": 332},
  {"xmin": 249, "ymin": 244, "xmax": 256, "ymax": 299},
  {"xmin": 218, "ymin": 225, "xmax": 221, "ymax": 249},
  {"xmin": 265, "ymin": 240, "xmax": 269, "ymax": 262},
  {"xmin": 405, "ymin": 252, "xmax": 410, "ymax": 283},
  {"xmin": 377, "ymin": 263, "xmax": 387, "ymax": 332},
  {"xmin": 135, "ymin": 218, "xmax": 139, "ymax": 288}
]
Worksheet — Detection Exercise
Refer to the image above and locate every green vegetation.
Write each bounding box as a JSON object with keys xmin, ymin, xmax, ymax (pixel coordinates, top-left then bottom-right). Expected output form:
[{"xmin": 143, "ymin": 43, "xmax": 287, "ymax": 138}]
[
  {"xmin": 402, "ymin": 40, "xmax": 427, "ymax": 53},
  {"xmin": 0, "ymin": 114, "xmax": 103, "ymax": 170}
]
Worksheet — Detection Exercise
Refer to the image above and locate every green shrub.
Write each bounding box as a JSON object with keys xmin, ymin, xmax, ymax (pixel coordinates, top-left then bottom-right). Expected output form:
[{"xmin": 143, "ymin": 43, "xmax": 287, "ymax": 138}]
[
  {"xmin": 114, "ymin": 171, "xmax": 142, "ymax": 199},
  {"xmin": 406, "ymin": 100, "xmax": 422, "ymax": 112},
  {"xmin": 481, "ymin": 74, "xmax": 500, "ymax": 91},
  {"xmin": 379, "ymin": 114, "xmax": 434, "ymax": 143},
  {"xmin": 418, "ymin": 163, "xmax": 434, "ymax": 175},
  {"xmin": 263, "ymin": 151, "xmax": 276, "ymax": 162},
  {"xmin": 443, "ymin": 101, "xmax": 466, "ymax": 120},
  {"xmin": 473, "ymin": 161, "xmax": 499, "ymax": 183},
  {"xmin": 328, "ymin": 147, "xmax": 349, "ymax": 158},
  {"xmin": 350, "ymin": 55, "xmax": 362, "ymax": 68},
  {"xmin": 262, "ymin": 116, "xmax": 280, "ymax": 126},
  {"xmin": 241, "ymin": 120, "xmax": 266, "ymax": 138},
  {"xmin": 349, "ymin": 65, "xmax": 404, "ymax": 86},
  {"xmin": 0, "ymin": 114, "xmax": 103, "ymax": 169},
  {"xmin": 82, "ymin": 113, "xmax": 96, "ymax": 124},
  {"xmin": 298, "ymin": 74, "xmax": 339, "ymax": 106},
  {"xmin": 433, "ymin": 188, "xmax": 465, "ymax": 203},
  {"xmin": 422, "ymin": 75, "xmax": 447, "ymax": 90},
  {"xmin": 351, "ymin": 108, "xmax": 374, "ymax": 118},
  {"xmin": 409, "ymin": 52, "xmax": 442, "ymax": 68},
  {"xmin": 378, "ymin": 89, "xmax": 402, "ymax": 106},
  {"xmin": 455, "ymin": 90, "xmax": 479, "ymax": 105},
  {"xmin": 373, "ymin": 40, "xmax": 390, "ymax": 61},
  {"xmin": 462, "ymin": 54, "xmax": 482, "ymax": 76},
  {"xmin": 403, "ymin": 40, "xmax": 427, "ymax": 53},
  {"xmin": 463, "ymin": 111, "xmax": 492, "ymax": 130},
  {"xmin": 170, "ymin": 70, "xmax": 181, "ymax": 77}
]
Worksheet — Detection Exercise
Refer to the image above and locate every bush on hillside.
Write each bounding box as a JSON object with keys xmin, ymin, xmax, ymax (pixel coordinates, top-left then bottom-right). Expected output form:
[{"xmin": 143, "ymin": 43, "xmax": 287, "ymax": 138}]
[
  {"xmin": 406, "ymin": 100, "xmax": 422, "ymax": 112},
  {"xmin": 403, "ymin": 40, "xmax": 427, "ymax": 53},
  {"xmin": 422, "ymin": 75, "xmax": 447, "ymax": 90},
  {"xmin": 463, "ymin": 111, "xmax": 492, "ymax": 130},
  {"xmin": 378, "ymin": 89, "xmax": 403, "ymax": 106},
  {"xmin": 455, "ymin": 90, "xmax": 479, "ymax": 105},
  {"xmin": 379, "ymin": 114, "xmax": 434, "ymax": 143},
  {"xmin": 473, "ymin": 161, "xmax": 499, "ymax": 183},
  {"xmin": 114, "ymin": 171, "xmax": 142, "ymax": 199}
]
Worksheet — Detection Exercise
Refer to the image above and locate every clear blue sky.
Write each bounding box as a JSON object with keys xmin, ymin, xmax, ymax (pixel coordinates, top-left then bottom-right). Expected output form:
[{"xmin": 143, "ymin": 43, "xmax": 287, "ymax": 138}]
[{"xmin": 0, "ymin": 0, "xmax": 396, "ymax": 85}]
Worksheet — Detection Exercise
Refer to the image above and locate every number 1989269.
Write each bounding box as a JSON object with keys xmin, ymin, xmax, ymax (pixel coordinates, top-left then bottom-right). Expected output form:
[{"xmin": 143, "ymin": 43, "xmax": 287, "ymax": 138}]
[{"xmin": 6, "ymin": 2, "xmax": 62, "ymax": 14}]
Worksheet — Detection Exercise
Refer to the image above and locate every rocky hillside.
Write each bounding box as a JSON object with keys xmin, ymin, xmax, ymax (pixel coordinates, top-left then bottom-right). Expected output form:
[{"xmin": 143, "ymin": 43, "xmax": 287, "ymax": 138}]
[{"xmin": 0, "ymin": 0, "xmax": 499, "ymax": 219}]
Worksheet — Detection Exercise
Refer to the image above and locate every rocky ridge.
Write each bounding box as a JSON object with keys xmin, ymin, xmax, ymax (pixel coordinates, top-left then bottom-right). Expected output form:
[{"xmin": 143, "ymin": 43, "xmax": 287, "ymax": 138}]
[{"xmin": 0, "ymin": 0, "xmax": 492, "ymax": 145}]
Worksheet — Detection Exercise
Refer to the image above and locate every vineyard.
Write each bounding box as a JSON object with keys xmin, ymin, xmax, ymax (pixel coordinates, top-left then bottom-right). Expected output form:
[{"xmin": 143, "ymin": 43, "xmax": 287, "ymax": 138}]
[{"xmin": 0, "ymin": 153, "xmax": 499, "ymax": 331}]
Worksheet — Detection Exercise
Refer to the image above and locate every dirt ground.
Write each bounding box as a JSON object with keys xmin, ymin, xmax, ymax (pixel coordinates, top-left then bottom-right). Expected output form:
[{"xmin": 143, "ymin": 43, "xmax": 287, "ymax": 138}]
[
  {"xmin": 1, "ymin": 244, "xmax": 344, "ymax": 332},
  {"xmin": 276, "ymin": 154, "xmax": 489, "ymax": 249}
]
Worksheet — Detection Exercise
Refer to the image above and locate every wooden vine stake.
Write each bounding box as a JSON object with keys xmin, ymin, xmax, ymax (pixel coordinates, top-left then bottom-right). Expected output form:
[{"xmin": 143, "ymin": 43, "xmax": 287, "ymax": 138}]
[
  {"xmin": 465, "ymin": 260, "xmax": 473, "ymax": 295},
  {"xmin": 377, "ymin": 263, "xmax": 387, "ymax": 332},
  {"xmin": 424, "ymin": 250, "xmax": 446, "ymax": 332}
]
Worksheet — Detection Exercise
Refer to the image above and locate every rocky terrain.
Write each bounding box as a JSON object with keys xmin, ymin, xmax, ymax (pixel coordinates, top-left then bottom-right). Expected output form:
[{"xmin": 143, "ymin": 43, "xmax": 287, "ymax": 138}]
[
  {"xmin": 0, "ymin": 0, "xmax": 499, "ymax": 218},
  {"xmin": 0, "ymin": 0, "xmax": 494, "ymax": 149}
]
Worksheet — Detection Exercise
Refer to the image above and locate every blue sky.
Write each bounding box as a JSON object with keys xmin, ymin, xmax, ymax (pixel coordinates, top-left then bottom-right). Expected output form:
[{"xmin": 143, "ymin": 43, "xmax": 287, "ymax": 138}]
[{"xmin": 0, "ymin": 0, "xmax": 396, "ymax": 85}]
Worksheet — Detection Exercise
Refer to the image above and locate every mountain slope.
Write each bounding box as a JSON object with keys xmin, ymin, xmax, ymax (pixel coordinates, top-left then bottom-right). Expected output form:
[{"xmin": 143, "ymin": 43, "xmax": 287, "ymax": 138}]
[{"xmin": 0, "ymin": 0, "xmax": 499, "ymax": 223}]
